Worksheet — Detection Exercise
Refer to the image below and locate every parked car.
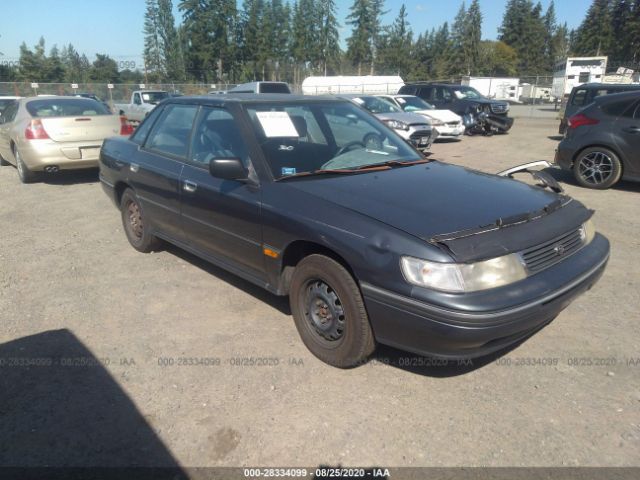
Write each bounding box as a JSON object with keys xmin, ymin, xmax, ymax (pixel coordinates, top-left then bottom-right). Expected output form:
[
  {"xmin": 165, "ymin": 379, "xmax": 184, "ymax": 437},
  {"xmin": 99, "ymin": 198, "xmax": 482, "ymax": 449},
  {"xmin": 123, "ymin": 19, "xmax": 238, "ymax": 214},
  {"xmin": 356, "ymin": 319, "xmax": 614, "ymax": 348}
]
[
  {"xmin": 228, "ymin": 81, "xmax": 292, "ymax": 94},
  {"xmin": 114, "ymin": 90, "xmax": 169, "ymax": 123},
  {"xmin": 558, "ymin": 83, "xmax": 640, "ymax": 134},
  {"xmin": 556, "ymin": 90, "xmax": 640, "ymax": 189},
  {"xmin": 99, "ymin": 94, "xmax": 609, "ymax": 368},
  {"xmin": 398, "ymin": 82, "xmax": 513, "ymax": 133},
  {"xmin": 0, "ymin": 96, "xmax": 133, "ymax": 183},
  {"xmin": 377, "ymin": 94, "xmax": 465, "ymax": 140},
  {"xmin": 338, "ymin": 94, "xmax": 438, "ymax": 151}
]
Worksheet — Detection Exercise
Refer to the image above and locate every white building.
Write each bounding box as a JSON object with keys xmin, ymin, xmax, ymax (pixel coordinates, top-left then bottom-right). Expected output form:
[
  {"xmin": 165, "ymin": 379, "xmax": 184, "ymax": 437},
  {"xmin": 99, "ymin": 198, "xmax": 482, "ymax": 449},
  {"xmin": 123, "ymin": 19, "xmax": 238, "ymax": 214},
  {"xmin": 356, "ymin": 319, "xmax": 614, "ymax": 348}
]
[
  {"xmin": 551, "ymin": 56, "xmax": 608, "ymax": 99},
  {"xmin": 301, "ymin": 76, "xmax": 404, "ymax": 95},
  {"xmin": 461, "ymin": 76, "xmax": 520, "ymax": 102}
]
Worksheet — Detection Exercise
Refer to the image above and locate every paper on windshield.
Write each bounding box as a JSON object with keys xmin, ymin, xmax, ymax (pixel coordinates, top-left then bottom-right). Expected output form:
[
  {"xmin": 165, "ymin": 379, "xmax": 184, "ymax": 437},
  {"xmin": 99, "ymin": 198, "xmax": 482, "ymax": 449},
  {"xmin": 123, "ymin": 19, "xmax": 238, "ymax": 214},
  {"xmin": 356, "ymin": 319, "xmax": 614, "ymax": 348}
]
[
  {"xmin": 396, "ymin": 97, "xmax": 406, "ymax": 104},
  {"xmin": 142, "ymin": 94, "xmax": 151, "ymax": 101},
  {"xmin": 454, "ymin": 91, "xmax": 465, "ymax": 99},
  {"xmin": 256, "ymin": 111, "xmax": 299, "ymax": 137}
]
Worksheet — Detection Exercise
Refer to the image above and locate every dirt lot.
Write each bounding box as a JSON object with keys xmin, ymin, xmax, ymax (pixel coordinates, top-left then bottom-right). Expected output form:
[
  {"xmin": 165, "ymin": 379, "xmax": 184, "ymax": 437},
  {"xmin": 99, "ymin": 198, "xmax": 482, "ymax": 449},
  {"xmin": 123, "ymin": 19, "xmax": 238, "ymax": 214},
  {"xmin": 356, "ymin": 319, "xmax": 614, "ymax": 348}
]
[{"xmin": 1, "ymin": 107, "xmax": 639, "ymax": 470}]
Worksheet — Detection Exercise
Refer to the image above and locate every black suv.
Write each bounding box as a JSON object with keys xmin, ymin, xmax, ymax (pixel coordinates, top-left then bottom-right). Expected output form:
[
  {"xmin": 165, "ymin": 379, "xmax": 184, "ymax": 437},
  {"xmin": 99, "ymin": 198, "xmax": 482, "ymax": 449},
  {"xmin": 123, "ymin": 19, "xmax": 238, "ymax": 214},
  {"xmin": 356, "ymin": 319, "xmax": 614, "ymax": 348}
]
[
  {"xmin": 399, "ymin": 82, "xmax": 512, "ymax": 118},
  {"xmin": 99, "ymin": 94, "xmax": 608, "ymax": 368}
]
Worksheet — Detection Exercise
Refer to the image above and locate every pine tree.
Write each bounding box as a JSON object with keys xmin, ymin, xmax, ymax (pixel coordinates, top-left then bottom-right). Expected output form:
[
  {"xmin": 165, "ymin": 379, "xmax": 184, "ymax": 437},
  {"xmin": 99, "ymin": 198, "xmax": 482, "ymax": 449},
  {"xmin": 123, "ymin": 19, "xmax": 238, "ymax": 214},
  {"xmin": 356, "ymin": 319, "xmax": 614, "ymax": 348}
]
[
  {"xmin": 143, "ymin": 0, "xmax": 164, "ymax": 80},
  {"xmin": 466, "ymin": 0, "xmax": 482, "ymax": 73},
  {"xmin": 572, "ymin": 0, "xmax": 613, "ymax": 56},
  {"xmin": 157, "ymin": 0, "xmax": 184, "ymax": 81},
  {"xmin": 318, "ymin": 0, "xmax": 341, "ymax": 75},
  {"xmin": 346, "ymin": 0, "xmax": 373, "ymax": 75},
  {"xmin": 376, "ymin": 4, "xmax": 413, "ymax": 76}
]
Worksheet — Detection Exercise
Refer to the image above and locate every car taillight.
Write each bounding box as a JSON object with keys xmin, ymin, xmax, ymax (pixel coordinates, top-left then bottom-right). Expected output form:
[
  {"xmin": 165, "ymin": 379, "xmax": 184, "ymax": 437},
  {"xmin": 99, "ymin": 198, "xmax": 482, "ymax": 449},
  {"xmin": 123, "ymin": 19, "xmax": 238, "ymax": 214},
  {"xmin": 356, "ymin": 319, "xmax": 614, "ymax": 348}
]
[
  {"xmin": 120, "ymin": 116, "xmax": 134, "ymax": 136},
  {"xmin": 24, "ymin": 119, "xmax": 50, "ymax": 140},
  {"xmin": 568, "ymin": 113, "xmax": 599, "ymax": 129}
]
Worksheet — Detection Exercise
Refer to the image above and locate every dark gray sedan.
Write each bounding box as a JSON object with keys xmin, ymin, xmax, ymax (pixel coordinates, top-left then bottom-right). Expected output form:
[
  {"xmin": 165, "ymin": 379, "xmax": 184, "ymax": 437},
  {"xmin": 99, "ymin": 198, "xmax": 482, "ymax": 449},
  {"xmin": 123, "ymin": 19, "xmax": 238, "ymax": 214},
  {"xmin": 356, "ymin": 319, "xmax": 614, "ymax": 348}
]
[{"xmin": 556, "ymin": 90, "xmax": 640, "ymax": 189}]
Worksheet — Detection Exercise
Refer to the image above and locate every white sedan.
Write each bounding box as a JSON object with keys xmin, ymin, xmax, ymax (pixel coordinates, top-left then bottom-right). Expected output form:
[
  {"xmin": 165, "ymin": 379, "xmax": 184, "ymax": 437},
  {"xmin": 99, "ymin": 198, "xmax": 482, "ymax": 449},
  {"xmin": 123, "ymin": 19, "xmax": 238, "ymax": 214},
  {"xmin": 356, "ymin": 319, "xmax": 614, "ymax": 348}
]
[{"xmin": 377, "ymin": 94, "xmax": 465, "ymax": 140}]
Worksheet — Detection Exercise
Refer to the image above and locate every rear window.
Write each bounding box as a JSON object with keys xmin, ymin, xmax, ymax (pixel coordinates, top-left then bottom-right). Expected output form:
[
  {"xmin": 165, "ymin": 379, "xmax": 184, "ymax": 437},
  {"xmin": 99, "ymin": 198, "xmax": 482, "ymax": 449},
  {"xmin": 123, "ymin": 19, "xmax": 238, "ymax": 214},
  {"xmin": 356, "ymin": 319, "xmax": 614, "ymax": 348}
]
[
  {"xmin": 600, "ymin": 100, "xmax": 636, "ymax": 117},
  {"xmin": 26, "ymin": 98, "xmax": 110, "ymax": 117},
  {"xmin": 259, "ymin": 83, "xmax": 291, "ymax": 94},
  {"xmin": 571, "ymin": 89, "xmax": 588, "ymax": 106}
]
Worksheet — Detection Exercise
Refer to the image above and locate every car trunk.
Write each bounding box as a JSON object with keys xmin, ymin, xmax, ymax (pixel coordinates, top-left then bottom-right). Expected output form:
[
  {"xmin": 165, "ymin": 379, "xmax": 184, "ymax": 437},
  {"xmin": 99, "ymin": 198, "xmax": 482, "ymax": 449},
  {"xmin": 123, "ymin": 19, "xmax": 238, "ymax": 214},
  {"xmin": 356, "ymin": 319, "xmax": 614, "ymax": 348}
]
[{"xmin": 40, "ymin": 115, "xmax": 120, "ymax": 143}]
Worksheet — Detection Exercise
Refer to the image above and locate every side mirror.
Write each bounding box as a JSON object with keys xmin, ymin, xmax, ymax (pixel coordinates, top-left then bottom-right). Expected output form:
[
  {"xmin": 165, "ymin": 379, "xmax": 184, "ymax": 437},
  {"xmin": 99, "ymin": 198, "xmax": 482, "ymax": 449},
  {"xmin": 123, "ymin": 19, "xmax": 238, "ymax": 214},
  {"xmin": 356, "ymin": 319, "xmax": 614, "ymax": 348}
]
[{"xmin": 209, "ymin": 157, "xmax": 247, "ymax": 181}]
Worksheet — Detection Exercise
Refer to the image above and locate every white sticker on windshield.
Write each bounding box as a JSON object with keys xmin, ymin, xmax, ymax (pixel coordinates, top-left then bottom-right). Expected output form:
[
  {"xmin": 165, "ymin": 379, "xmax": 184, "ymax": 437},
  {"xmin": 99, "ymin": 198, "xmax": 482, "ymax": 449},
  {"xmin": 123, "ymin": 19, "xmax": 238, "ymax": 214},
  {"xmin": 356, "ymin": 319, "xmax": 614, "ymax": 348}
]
[
  {"xmin": 396, "ymin": 97, "xmax": 406, "ymax": 104},
  {"xmin": 256, "ymin": 111, "xmax": 299, "ymax": 137},
  {"xmin": 453, "ymin": 91, "xmax": 465, "ymax": 99},
  {"xmin": 353, "ymin": 98, "xmax": 365, "ymax": 105},
  {"xmin": 142, "ymin": 94, "xmax": 150, "ymax": 101}
]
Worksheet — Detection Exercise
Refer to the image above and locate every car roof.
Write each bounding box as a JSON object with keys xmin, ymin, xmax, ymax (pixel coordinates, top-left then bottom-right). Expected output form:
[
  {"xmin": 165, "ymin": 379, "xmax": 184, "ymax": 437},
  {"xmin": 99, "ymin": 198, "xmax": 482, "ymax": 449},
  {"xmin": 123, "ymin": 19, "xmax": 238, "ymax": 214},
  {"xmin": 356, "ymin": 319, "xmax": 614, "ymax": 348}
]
[
  {"xmin": 573, "ymin": 82, "xmax": 640, "ymax": 91},
  {"xmin": 593, "ymin": 89, "xmax": 640, "ymax": 104},
  {"xmin": 166, "ymin": 94, "xmax": 349, "ymax": 105}
]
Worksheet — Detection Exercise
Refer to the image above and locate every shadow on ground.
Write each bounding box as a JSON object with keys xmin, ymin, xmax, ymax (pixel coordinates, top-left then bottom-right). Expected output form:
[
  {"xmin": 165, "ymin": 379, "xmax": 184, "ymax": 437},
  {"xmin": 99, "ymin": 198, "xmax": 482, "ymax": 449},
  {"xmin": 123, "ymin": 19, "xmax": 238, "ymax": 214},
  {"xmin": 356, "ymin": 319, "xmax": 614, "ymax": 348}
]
[
  {"xmin": 0, "ymin": 329, "xmax": 187, "ymax": 478},
  {"xmin": 41, "ymin": 168, "xmax": 99, "ymax": 185}
]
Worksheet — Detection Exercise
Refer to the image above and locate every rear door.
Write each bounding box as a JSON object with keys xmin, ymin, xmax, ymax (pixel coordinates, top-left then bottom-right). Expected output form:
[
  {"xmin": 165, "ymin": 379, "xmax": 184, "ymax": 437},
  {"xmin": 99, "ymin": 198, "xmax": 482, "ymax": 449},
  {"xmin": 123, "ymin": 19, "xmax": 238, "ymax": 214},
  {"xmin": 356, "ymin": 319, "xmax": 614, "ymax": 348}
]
[
  {"xmin": 0, "ymin": 100, "xmax": 19, "ymax": 161},
  {"xmin": 180, "ymin": 106, "xmax": 265, "ymax": 278},
  {"xmin": 132, "ymin": 103, "xmax": 199, "ymax": 242},
  {"xmin": 613, "ymin": 100, "xmax": 640, "ymax": 177}
]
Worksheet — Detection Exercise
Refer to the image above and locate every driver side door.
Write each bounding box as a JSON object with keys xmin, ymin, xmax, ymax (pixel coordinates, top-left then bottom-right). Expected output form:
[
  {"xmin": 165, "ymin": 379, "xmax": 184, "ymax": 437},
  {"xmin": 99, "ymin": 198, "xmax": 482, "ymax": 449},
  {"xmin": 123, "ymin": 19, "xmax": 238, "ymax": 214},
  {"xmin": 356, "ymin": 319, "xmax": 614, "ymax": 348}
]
[{"xmin": 179, "ymin": 106, "xmax": 265, "ymax": 279}]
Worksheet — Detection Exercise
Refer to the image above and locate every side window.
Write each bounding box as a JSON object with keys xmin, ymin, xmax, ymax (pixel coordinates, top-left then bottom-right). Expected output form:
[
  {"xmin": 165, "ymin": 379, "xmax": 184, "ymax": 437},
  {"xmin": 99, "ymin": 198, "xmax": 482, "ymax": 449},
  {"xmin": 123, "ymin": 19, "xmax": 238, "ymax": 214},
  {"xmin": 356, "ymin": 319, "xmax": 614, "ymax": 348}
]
[
  {"xmin": 133, "ymin": 93, "xmax": 141, "ymax": 105},
  {"xmin": 419, "ymin": 87, "xmax": 433, "ymax": 101},
  {"xmin": 131, "ymin": 106, "xmax": 163, "ymax": 145},
  {"xmin": 190, "ymin": 107, "xmax": 248, "ymax": 166},
  {"xmin": 1, "ymin": 101, "xmax": 19, "ymax": 123},
  {"xmin": 145, "ymin": 104, "xmax": 198, "ymax": 158},
  {"xmin": 571, "ymin": 89, "xmax": 587, "ymax": 106}
]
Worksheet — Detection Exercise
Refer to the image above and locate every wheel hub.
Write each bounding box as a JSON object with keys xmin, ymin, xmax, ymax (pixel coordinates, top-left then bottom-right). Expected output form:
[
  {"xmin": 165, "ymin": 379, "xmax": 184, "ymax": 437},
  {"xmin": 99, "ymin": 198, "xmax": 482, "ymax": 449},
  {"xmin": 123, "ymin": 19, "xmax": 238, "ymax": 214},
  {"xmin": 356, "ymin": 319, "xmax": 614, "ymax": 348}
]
[
  {"xmin": 127, "ymin": 202, "xmax": 143, "ymax": 238},
  {"xmin": 305, "ymin": 280, "xmax": 345, "ymax": 341},
  {"xmin": 579, "ymin": 151, "xmax": 613, "ymax": 185}
]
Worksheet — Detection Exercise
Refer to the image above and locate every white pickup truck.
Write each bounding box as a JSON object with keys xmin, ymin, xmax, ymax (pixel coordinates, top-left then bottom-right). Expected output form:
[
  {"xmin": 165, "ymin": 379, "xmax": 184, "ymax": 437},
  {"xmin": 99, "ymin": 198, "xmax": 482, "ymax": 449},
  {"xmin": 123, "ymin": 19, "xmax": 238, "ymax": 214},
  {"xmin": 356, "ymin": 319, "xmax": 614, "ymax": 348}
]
[{"xmin": 114, "ymin": 90, "xmax": 169, "ymax": 123}]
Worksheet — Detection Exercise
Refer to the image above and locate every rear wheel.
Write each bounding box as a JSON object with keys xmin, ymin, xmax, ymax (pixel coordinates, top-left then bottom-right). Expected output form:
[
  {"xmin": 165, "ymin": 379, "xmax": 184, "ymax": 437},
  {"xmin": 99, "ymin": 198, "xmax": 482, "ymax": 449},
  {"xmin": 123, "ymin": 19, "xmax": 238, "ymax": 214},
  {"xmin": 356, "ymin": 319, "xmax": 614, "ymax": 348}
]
[
  {"xmin": 15, "ymin": 148, "xmax": 39, "ymax": 183},
  {"xmin": 290, "ymin": 254, "xmax": 375, "ymax": 368},
  {"xmin": 573, "ymin": 146, "xmax": 622, "ymax": 189},
  {"xmin": 120, "ymin": 188, "xmax": 161, "ymax": 252}
]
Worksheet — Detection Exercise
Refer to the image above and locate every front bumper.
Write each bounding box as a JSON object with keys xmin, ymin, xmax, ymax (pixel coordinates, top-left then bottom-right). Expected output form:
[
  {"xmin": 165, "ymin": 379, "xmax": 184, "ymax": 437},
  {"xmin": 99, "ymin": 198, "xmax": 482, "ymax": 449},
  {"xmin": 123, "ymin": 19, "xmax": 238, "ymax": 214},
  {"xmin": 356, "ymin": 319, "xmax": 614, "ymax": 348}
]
[
  {"xmin": 434, "ymin": 124, "xmax": 465, "ymax": 138},
  {"xmin": 362, "ymin": 234, "xmax": 609, "ymax": 359}
]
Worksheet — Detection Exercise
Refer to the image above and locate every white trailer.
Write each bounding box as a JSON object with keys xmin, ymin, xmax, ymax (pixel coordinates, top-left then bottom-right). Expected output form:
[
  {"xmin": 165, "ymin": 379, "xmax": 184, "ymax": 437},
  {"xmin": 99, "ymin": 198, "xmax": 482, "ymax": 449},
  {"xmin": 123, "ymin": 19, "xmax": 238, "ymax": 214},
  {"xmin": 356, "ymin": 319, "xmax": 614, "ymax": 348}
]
[
  {"xmin": 461, "ymin": 76, "xmax": 520, "ymax": 102},
  {"xmin": 519, "ymin": 83, "xmax": 554, "ymax": 103},
  {"xmin": 301, "ymin": 76, "xmax": 404, "ymax": 95},
  {"xmin": 551, "ymin": 56, "xmax": 608, "ymax": 99}
]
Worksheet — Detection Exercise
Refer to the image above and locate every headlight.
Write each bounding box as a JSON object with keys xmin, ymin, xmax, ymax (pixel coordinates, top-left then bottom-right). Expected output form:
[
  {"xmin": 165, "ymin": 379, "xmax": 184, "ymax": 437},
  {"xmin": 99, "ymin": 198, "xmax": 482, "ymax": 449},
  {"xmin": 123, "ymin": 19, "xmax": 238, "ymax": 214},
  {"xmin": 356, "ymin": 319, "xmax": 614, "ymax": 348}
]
[
  {"xmin": 384, "ymin": 119, "xmax": 410, "ymax": 131},
  {"xmin": 580, "ymin": 219, "xmax": 596, "ymax": 245},
  {"xmin": 400, "ymin": 254, "xmax": 527, "ymax": 293}
]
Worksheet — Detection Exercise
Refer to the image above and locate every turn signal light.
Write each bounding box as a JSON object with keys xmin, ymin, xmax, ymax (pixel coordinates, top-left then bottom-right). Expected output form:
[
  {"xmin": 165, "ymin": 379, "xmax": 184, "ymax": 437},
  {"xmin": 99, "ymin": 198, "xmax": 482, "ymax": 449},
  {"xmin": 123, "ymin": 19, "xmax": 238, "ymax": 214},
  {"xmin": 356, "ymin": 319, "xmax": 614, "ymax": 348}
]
[
  {"xmin": 24, "ymin": 119, "xmax": 50, "ymax": 140},
  {"xmin": 567, "ymin": 113, "xmax": 599, "ymax": 130},
  {"xmin": 120, "ymin": 116, "xmax": 134, "ymax": 136}
]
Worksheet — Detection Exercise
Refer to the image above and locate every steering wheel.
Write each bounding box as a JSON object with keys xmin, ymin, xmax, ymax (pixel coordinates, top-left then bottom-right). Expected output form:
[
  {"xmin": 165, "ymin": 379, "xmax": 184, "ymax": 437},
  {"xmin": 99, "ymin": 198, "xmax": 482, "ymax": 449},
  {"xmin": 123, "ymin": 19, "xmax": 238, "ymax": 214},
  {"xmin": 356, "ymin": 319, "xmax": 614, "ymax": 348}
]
[{"xmin": 336, "ymin": 141, "xmax": 365, "ymax": 156}]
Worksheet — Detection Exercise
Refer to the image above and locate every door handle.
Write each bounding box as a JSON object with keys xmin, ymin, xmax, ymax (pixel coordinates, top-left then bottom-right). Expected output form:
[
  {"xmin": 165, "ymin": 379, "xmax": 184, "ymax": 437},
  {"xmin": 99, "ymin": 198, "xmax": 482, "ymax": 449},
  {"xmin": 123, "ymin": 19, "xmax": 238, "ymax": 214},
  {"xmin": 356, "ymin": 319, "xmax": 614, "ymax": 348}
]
[
  {"xmin": 623, "ymin": 126, "xmax": 640, "ymax": 134},
  {"xmin": 130, "ymin": 163, "xmax": 139, "ymax": 172},
  {"xmin": 183, "ymin": 180, "xmax": 198, "ymax": 193}
]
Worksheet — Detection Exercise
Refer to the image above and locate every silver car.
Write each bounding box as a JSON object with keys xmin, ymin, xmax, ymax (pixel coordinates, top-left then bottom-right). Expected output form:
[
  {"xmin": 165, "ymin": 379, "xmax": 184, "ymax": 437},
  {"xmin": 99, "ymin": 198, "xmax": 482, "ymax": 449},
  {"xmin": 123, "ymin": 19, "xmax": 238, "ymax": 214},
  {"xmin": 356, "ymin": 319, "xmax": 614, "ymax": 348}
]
[
  {"xmin": 338, "ymin": 94, "xmax": 438, "ymax": 151},
  {"xmin": 0, "ymin": 96, "xmax": 132, "ymax": 183}
]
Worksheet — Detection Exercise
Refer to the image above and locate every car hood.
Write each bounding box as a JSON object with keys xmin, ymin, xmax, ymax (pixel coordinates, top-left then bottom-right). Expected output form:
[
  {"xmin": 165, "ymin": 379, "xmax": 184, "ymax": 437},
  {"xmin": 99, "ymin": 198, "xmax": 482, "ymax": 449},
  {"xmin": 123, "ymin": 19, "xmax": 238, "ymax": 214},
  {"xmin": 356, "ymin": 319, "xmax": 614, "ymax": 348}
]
[
  {"xmin": 374, "ymin": 111, "xmax": 429, "ymax": 125},
  {"xmin": 414, "ymin": 109, "xmax": 461, "ymax": 123},
  {"xmin": 285, "ymin": 161, "xmax": 564, "ymax": 242}
]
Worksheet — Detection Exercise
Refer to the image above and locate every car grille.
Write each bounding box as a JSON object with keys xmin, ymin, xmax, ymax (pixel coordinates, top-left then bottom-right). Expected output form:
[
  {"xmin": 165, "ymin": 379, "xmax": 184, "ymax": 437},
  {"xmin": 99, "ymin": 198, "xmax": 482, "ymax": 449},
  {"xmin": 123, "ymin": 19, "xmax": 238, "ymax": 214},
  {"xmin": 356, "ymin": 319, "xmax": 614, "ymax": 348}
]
[
  {"xmin": 491, "ymin": 104, "xmax": 508, "ymax": 114},
  {"xmin": 520, "ymin": 228, "xmax": 584, "ymax": 273},
  {"xmin": 409, "ymin": 130, "xmax": 430, "ymax": 140},
  {"xmin": 446, "ymin": 121, "xmax": 461, "ymax": 126}
]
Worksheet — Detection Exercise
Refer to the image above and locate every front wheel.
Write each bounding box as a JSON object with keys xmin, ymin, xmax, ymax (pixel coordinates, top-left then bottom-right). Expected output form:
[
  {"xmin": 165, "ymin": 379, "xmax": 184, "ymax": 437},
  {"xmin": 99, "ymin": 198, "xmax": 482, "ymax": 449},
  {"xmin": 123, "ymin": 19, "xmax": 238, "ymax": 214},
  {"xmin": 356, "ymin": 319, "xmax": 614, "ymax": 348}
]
[
  {"xmin": 290, "ymin": 255, "xmax": 375, "ymax": 368},
  {"xmin": 120, "ymin": 188, "xmax": 161, "ymax": 252},
  {"xmin": 573, "ymin": 146, "xmax": 622, "ymax": 189}
]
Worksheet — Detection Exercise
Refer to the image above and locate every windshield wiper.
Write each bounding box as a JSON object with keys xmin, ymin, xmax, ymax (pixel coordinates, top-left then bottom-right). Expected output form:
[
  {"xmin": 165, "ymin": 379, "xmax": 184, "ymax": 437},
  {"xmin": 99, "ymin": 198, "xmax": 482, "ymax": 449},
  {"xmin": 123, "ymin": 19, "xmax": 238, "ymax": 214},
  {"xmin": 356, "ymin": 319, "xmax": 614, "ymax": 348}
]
[
  {"xmin": 275, "ymin": 168, "xmax": 360, "ymax": 181},
  {"xmin": 354, "ymin": 158, "xmax": 430, "ymax": 170}
]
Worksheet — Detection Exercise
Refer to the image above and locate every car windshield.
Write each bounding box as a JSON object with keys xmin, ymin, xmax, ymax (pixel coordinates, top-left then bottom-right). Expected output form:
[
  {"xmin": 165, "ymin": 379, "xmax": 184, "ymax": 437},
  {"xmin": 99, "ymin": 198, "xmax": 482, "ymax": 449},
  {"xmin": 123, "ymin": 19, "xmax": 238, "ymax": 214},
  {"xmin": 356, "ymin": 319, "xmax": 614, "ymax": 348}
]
[
  {"xmin": 141, "ymin": 91, "xmax": 169, "ymax": 104},
  {"xmin": 246, "ymin": 101, "xmax": 422, "ymax": 180},
  {"xmin": 26, "ymin": 98, "xmax": 111, "ymax": 117},
  {"xmin": 352, "ymin": 96, "xmax": 401, "ymax": 114},
  {"xmin": 452, "ymin": 86, "xmax": 484, "ymax": 99},
  {"xmin": 395, "ymin": 96, "xmax": 434, "ymax": 111}
]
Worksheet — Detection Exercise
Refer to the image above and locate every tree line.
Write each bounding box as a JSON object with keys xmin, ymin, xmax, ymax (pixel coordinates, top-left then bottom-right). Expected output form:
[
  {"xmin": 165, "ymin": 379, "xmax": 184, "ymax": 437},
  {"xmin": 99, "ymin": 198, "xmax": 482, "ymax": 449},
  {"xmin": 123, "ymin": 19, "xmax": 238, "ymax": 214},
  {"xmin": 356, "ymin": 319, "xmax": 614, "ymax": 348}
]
[{"xmin": 2, "ymin": 0, "xmax": 640, "ymax": 84}]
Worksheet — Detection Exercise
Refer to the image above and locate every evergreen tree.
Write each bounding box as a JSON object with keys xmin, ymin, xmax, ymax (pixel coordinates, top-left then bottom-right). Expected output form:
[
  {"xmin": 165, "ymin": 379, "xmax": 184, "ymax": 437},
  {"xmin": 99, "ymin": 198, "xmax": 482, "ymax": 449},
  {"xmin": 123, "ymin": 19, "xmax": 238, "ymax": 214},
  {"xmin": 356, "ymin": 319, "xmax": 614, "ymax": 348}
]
[
  {"xmin": 377, "ymin": 4, "xmax": 413, "ymax": 76},
  {"xmin": 318, "ymin": 0, "xmax": 341, "ymax": 75},
  {"xmin": 45, "ymin": 46, "xmax": 65, "ymax": 82},
  {"xmin": 466, "ymin": 0, "xmax": 482, "ymax": 73},
  {"xmin": 89, "ymin": 54, "xmax": 120, "ymax": 82},
  {"xmin": 157, "ymin": 0, "xmax": 184, "ymax": 81},
  {"xmin": 346, "ymin": 0, "xmax": 373, "ymax": 75},
  {"xmin": 499, "ymin": 0, "xmax": 549, "ymax": 74},
  {"xmin": 572, "ymin": 0, "xmax": 613, "ymax": 56},
  {"xmin": 143, "ymin": 0, "xmax": 164, "ymax": 80}
]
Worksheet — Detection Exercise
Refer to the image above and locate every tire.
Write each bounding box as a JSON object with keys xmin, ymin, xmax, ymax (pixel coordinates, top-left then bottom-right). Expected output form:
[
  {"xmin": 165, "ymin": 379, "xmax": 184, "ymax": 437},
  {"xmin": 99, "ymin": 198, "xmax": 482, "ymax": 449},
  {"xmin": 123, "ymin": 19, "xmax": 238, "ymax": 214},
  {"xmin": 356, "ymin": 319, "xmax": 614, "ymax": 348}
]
[
  {"xmin": 289, "ymin": 254, "xmax": 375, "ymax": 368},
  {"xmin": 573, "ymin": 146, "xmax": 622, "ymax": 190},
  {"xmin": 15, "ymin": 148, "xmax": 39, "ymax": 183},
  {"xmin": 120, "ymin": 188, "xmax": 161, "ymax": 253}
]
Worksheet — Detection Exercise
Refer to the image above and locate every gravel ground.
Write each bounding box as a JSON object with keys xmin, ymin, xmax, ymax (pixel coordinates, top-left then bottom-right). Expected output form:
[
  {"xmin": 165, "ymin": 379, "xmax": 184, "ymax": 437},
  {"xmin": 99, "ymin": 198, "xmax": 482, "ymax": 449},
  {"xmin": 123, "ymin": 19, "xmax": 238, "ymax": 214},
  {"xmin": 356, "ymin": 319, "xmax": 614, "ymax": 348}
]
[{"xmin": 0, "ymin": 115, "xmax": 639, "ymax": 470}]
